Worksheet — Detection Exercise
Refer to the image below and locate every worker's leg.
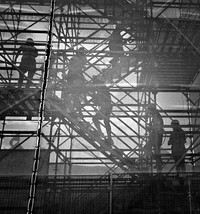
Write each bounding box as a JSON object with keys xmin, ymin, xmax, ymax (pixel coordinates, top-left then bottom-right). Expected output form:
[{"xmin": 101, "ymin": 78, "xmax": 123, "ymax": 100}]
[
  {"xmin": 93, "ymin": 113, "xmax": 104, "ymax": 138},
  {"xmin": 26, "ymin": 67, "xmax": 36, "ymax": 88},
  {"xmin": 18, "ymin": 65, "xmax": 27, "ymax": 88}
]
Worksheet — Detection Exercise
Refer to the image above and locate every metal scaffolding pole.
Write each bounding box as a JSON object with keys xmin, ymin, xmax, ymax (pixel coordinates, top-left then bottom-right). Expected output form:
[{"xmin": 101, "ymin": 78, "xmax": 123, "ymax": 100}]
[{"xmin": 26, "ymin": 0, "xmax": 55, "ymax": 213}]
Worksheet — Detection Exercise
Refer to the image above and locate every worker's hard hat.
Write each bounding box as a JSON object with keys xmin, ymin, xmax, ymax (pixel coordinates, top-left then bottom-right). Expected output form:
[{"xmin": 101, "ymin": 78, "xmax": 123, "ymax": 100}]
[
  {"xmin": 171, "ymin": 119, "xmax": 179, "ymax": 125},
  {"xmin": 79, "ymin": 47, "xmax": 85, "ymax": 51},
  {"xmin": 77, "ymin": 47, "xmax": 86, "ymax": 55},
  {"xmin": 26, "ymin": 38, "xmax": 34, "ymax": 44},
  {"xmin": 147, "ymin": 103, "xmax": 156, "ymax": 110}
]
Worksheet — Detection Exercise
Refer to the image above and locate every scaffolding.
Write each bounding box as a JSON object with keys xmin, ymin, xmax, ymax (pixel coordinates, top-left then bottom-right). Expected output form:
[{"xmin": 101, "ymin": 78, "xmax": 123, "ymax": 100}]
[
  {"xmin": 0, "ymin": 0, "xmax": 200, "ymax": 176},
  {"xmin": 1, "ymin": 0, "xmax": 200, "ymax": 213}
]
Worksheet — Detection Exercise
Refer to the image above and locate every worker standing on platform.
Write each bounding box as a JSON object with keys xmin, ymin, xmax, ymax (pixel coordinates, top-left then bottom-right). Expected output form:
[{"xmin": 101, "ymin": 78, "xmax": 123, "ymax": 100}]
[
  {"xmin": 64, "ymin": 47, "xmax": 87, "ymax": 118},
  {"xmin": 145, "ymin": 103, "xmax": 164, "ymax": 172},
  {"xmin": 168, "ymin": 119, "xmax": 186, "ymax": 173},
  {"xmin": 108, "ymin": 23, "xmax": 124, "ymax": 68},
  {"xmin": 67, "ymin": 47, "xmax": 87, "ymax": 86},
  {"xmin": 15, "ymin": 38, "xmax": 38, "ymax": 88},
  {"xmin": 92, "ymin": 76, "xmax": 113, "ymax": 146}
]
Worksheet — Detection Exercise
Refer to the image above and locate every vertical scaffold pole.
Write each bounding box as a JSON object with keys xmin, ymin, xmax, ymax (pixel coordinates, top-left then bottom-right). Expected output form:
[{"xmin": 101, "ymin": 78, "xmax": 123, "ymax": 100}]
[
  {"xmin": 26, "ymin": 0, "xmax": 55, "ymax": 213},
  {"xmin": 188, "ymin": 176, "xmax": 192, "ymax": 214},
  {"xmin": 109, "ymin": 172, "xmax": 113, "ymax": 214}
]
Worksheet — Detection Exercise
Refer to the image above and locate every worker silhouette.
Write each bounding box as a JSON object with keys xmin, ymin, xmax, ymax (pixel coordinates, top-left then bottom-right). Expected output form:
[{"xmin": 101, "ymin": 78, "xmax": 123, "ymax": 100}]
[
  {"xmin": 168, "ymin": 119, "xmax": 186, "ymax": 173},
  {"xmin": 108, "ymin": 24, "xmax": 125, "ymax": 80},
  {"xmin": 145, "ymin": 103, "xmax": 164, "ymax": 172},
  {"xmin": 108, "ymin": 24, "xmax": 124, "ymax": 67},
  {"xmin": 64, "ymin": 47, "xmax": 87, "ymax": 119},
  {"xmin": 15, "ymin": 38, "xmax": 38, "ymax": 88},
  {"xmin": 92, "ymin": 76, "xmax": 113, "ymax": 146}
]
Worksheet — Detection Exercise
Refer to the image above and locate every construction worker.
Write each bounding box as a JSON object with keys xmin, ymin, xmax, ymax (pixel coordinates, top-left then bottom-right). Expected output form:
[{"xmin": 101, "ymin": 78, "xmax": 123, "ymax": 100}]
[
  {"xmin": 108, "ymin": 24, "xmax": 124, "ymax": 67},
  {"xmin": 15, "ymin": 38, "xmax": 38, "ymax": 88},
  {"xmin": 145, "ymin": 103, "xmax": 164, "ymax": 172},
  {"xmin": 64, "ymin": 47, "xmax": 87, "ymax": 118},
  {"xmin": 92, "ymin": 76, "xmax": 113, "ymax": 146},
  {"xmin": 67, "ymin": 47, "xmax": 87, "ymax": 86},
  {"xmin": 168, "ymin": 119, "xmax": 186, "ymax": 173}
]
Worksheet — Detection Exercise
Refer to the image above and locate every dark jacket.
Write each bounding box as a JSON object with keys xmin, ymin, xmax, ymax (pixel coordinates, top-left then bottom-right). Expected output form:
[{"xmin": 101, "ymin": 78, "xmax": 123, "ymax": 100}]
[{"xmin": 168, "ymin": 127, "xmax": 186, "ymax": 156}]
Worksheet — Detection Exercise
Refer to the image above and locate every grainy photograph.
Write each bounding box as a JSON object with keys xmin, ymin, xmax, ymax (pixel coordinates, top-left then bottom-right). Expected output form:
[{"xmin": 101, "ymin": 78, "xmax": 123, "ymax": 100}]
[{"xmin": 0, "ymin": 0, "xmax": 200, "ymax": 213}]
